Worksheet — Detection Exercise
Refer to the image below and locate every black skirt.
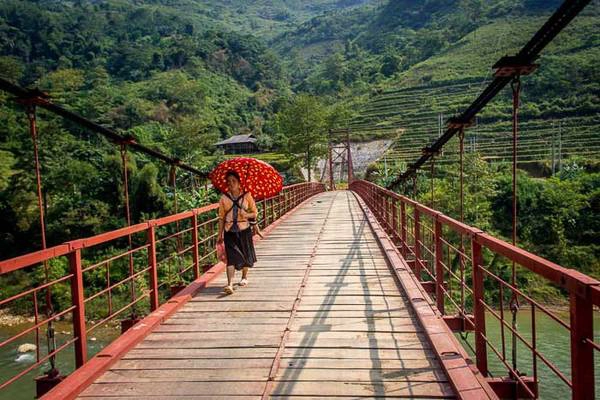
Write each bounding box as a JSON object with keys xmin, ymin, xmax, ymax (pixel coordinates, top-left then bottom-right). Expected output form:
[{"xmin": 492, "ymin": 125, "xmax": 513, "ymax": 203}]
[{"xmin": 224, "ymin": 227, "xmax": 257, "ymax": 270}]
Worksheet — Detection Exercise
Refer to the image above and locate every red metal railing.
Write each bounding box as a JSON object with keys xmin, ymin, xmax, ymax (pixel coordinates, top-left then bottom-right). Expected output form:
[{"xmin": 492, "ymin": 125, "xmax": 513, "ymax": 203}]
[
  {"xmin": 0, "ymin": 182, "xmax": 325, "ymax": 394},
  {"xmin": 350, "ymin": 179, "xmax": 599, "ymax": 400}
]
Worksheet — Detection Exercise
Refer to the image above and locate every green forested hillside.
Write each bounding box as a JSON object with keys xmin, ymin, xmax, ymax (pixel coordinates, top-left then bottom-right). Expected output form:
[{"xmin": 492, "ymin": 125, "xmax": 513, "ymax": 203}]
[
  {"xmin": 175, "ymin": 0, "xmax": 377, "ymax": 39},
  {"xmin": 0, "ymin": 0, "xmax": 291, "ymax": 258},
  {"xmin": 0, "ymin": 0, "xmax": 598, "ymax": 299},
  {"xmin": 272, "ymin": 0, "xmax": 598, "ymax": 95},
  {"xmin": 348, "ymin": 16, "xmax": 600, "ymax": 142}
]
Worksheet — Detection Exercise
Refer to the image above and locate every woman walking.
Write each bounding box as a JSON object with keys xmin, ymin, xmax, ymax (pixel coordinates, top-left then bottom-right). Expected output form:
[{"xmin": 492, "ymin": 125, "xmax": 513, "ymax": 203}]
[{"xmin": 217, "ymin": 170, "xmax": 258, "ymax": 295}]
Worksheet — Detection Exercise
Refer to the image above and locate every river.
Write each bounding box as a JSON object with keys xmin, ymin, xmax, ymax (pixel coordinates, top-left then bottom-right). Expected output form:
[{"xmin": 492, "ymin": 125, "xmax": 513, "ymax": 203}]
[
  {"xmin": 455, "ymin": 309, "xmax": 600, "ymax": 399},
  {"xmin": 0, "ymin": 320, "xmax": 118, "ymax": 400},
  {"xmin": 1, "ymin": 311, "xmax": 598, "ymax": 399}
]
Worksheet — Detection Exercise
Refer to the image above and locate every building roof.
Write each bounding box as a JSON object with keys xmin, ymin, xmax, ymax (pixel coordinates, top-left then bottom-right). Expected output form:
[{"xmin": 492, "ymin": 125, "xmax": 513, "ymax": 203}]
[{"xmin": 214, "ymin": 134, "xmax": 257, "ymax": 146}]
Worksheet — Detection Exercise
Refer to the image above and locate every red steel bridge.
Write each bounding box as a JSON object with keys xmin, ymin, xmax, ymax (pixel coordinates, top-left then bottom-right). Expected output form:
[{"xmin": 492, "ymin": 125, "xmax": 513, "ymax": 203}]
[{"xmin": 0, "ymin": 0, "xmax": 598, "ymax": 398}]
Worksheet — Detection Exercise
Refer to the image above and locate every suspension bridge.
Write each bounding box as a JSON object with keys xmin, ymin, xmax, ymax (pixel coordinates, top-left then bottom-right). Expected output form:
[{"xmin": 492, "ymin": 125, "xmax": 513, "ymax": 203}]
[{"xmin": 0, "ymin": 0, "xmax": 598, "ymax": 399}]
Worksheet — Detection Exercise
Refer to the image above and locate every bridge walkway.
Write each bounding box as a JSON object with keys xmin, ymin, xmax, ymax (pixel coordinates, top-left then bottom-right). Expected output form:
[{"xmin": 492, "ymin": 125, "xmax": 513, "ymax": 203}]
[{"xmin": 76, "ymin": 191, "xmax": 487, "ymax": 399}]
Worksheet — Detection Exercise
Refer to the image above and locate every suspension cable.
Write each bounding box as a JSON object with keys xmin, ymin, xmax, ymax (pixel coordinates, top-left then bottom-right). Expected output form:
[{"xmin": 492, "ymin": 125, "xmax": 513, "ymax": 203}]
[
  {"xmin": 412, "ymin": 175, "xmax": 417, "ymax": 199},
  {"xmin": 386, "ymin": 0, "xmax": 591, "ymax": 188},
  {"xmin": 430, "ymin": 157, "xmax": 435, "ymax": 208},
  {"xmin": 458, "ymin": 128, "xmax": 465, "ymax": 224},
  {"xmin": 169, "ymin": 164, "xmax": 184, "ymax": 280},
  {"xmin": 26, "ymin": 104, "xmax": 57, "ymax": 371},
  {"xmin": 510, "ymin": 75, "xmax": 522, "ymax": 378},
  {"xmin": 458, "ymin": 128, "xmax": 466, "ymax": 330},
  {"xmin": 120, "ymin": 144, "xmax": 137, "ymax": 318}
]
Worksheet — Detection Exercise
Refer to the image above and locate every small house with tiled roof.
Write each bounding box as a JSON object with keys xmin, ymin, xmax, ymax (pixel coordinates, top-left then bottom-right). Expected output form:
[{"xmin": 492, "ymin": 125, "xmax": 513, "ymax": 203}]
[{"xmin": 214, "ymin": 134, "xmax": 259, "ymax": 154}]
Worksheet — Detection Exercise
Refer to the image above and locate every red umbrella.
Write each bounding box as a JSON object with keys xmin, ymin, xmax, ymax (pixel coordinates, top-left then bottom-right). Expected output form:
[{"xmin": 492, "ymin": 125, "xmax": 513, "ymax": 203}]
[{"xmin": 209, "ymin": 157, "xmax": 283, "ymax": 200}]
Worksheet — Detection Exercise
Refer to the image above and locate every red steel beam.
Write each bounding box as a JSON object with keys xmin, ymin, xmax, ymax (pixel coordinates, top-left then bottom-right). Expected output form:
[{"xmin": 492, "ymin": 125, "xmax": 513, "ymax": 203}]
[
  {"xmin": 68, "ymin": 249, "xmax": 87, "ymax": 368},
  {"xmin": 487, "ymin": 377, "xmax": 538, "ymax": 399}
]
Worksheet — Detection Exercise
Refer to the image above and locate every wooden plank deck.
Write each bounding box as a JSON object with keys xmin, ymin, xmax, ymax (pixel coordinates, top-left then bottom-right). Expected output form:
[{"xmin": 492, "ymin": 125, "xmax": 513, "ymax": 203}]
[{"xmin": 77, "ymin": 191, "xmax": 458, "ymax": 399}]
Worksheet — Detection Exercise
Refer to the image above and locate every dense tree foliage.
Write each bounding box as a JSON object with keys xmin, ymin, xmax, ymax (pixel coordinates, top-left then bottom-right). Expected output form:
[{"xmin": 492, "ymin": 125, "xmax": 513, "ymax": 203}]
[
  {"xmin": 275, "ymin": 94, "xmax": 327, "ymax": 181},
  {"xmin": 369, "ymin": 155, "xmax": 600, "ymax": 301},
  {"xmin": 0, "ymin": 0, "xmax": 598, "ymax": 311}
]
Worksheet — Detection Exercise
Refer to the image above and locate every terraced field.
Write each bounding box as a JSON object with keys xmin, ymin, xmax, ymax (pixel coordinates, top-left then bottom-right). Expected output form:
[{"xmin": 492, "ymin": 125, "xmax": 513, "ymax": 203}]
[{"xmin": 347, "ymin": 79, "xmax": 600, "ymax": 170}]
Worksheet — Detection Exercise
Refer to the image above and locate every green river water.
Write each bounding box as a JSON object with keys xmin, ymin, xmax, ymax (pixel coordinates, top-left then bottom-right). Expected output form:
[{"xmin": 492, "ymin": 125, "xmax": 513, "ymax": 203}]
[{"xmin": 0, "ymin": 311, "xmax": 598, "ymax": 399}]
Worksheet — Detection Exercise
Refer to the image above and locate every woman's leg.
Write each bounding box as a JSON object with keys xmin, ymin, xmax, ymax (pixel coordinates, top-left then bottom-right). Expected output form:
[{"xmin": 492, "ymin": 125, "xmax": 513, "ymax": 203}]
[
  {"xmin": 239, "ymin": 266, "xmax": 249, "ymax": 286},
  {"xmin": 226, "ymin": 265, "xmax": 235, "ymax": 286},
  {"xmin": 224, "ymin": 265, "xmax": 235, "ymax": 293}
]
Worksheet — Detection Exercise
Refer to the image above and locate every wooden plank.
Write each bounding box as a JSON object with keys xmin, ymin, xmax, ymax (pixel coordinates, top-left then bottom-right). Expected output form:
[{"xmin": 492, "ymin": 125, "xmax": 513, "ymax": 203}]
[
  {"xmin": 269, "ymin": 397, "xmax": 448, "ymax": 400},
  {"xmin": 305, "ymin": 271, "xmax": 393, "ymax": 277},
  {"xmin": 161, "ymin": 317, "xmax": 291, "ymax": 325},
  {"xmin": 284, "ymin": 338, "xmax": 429, "ymax": 350},
  {"xmin": 296, "ymin": 304, "xmax": 410, "ymax": 312},
  {"xmin": 145, "ymin": 331, "xmax": 283, "ymax": 341},
  {"xmin": 169, "ymin": 311, "xmax": 291, "ymax": 319},
  {"xmin": 123, "ymin": 348, "xmax": 278, "ymax": 359},
  {"xmin": 80, "ymin": 397, "xmax": 261, "ymax": 400},
  {"xmin": 273, "ymin": 368, "xmax": 447, "ymax": 383},
  {"xmin": 299, "ymin": 281, "xmax": 400, "ymax": 289},
  {"xmin": 268, "ymin": 381, "xmax": 454, "ymax": 398},
  {"xmin": 279, "ymin": 358, "xmax": 440, "ymax": 370},
  {"xmin": 180, "ymin": 302, "xmax": 294, "ymax": 312},
  {"xmin": 189, "ymin": 296, "xmax": 297, "ymax": 302},
  {"xmin": 280, "ymin": 348, "xmax": 436, "ymax": 361},
  {"xmin": 298, "ymin": 296, "xmax": 408, "ymax": 305},
  {"xmin": 286, "ymin": 330, "xmax": 425, "ymax": 340},
  {"xmin": 97, "ymin": 368, "xmax": 270, "ymax": 382},
  {"xmin": 294, "ymin": 310, "xmax": 412, "ymax": 318},
  {"xmin": 305, "ymin": 276, "xmax": 398, "ymax": 283},
  {"xmin": 289, "ymin": 319, "xmax": 421, "ymax": 333},
  {"xmin": 155, "ymin": 323, "xmax": 289, "ymax": 332},
  {"xmin": 79, "ymin": 382, "xmax": 267, "ymax": 397},
  {"xmin": 113, "ymin": 358, "xmax": 274, "ymax": 370},
  {"xmin": 300, "ymin": 288, "xmax": 404, "ymax": 296},
  {"xmin": 136, "ymin": 338, "xmax": 281, "ymax": 348}
]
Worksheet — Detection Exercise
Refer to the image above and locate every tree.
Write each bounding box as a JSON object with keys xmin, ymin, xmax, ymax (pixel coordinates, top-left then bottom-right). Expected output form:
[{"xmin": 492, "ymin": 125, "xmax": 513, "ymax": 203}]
[
  {"xmin": 275, "ymin": 95, "xmax": 327, "ymax": 182},
  {"xmin": 325, "ymin": 102, "xmax": 355, "ymax": 131},
  {"xmin": 380, "ymin": 47, "xmax": 403, "ymax": 77}
]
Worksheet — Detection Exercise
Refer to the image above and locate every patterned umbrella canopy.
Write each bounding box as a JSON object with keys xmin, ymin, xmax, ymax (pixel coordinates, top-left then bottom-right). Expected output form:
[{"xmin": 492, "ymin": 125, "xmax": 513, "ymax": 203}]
[{"xmin": 209, "ymin": 157, "xmax": 283, "ymax": 200}]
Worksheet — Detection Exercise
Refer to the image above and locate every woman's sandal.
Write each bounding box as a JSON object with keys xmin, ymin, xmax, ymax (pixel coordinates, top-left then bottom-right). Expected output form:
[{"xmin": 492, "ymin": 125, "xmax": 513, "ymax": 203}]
[
  {"xmin": 239, "ymin": 278, "xmax": 248, "ymax": 287},
  {"xmin": 224, "ymin": 285, "xmax": 234, "ymax": 295}
]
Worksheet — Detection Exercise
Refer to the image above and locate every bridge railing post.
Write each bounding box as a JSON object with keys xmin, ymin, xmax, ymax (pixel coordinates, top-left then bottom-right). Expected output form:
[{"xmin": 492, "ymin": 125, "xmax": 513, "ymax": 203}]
[
  {"xmin": 387, "ymin": 197, "xmax": 393, "ymax": 230},
  {"xmin": 379, "ymin": 191, "xmax": 384, "ymax": 220},
  {"xmin": 372, "ymin": 186, "xmax": 377, "ymax": 214},
  {"xmin": 400, "ymin": 201, "xmax": 407, "ymax": 257},
  {"xmin": 264, "ymin": 199, "xmax": 269, "ymax": 226},
  {"xmin": 413, "ymin": 208, "xmax": 422, "ymax": 279},
  {"xmin": 392, "ymin": 199, "xmax": 398, "ymax": 241},
  {"xmin": 191, "ymin": 213, "xmax": 200, "ymax": 280},
  {"xmin": 434, "ymin": 219, "xmax": 444, "ymax": 314},
  {"xmin": 69, "ymin": 248, "xmax": 87, "ymax": 368},
  {"xmin": 147, "ymin": 224, "xmax": 159, "ymax": 311},
  {"xmin": 385, "ymin": 196, "xmax": 390, "ymax": 228},
  {"xmin": 471, "ymin": 238, "xmax": 488, "ymax": 376},
  {"xmin": 570, "ymin": 291, "xmax": 594, "ymax": 399}
]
